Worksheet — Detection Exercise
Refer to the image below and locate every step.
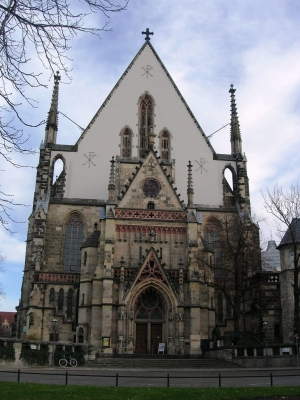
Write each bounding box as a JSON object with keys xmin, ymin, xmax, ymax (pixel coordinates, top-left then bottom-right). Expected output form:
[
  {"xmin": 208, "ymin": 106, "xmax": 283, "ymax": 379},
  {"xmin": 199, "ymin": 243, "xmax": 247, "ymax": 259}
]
[{"xmin": 88, "ymin": 357, "xmax": 241, "ymax": 369}]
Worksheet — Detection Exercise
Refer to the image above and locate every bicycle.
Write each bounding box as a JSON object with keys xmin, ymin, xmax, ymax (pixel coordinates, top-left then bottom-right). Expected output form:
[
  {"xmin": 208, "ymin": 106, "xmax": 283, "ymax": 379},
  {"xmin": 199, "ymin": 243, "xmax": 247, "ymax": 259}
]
[{"xmin": 58, "ymin": 354, "xmax": 77, "ymax": 367}]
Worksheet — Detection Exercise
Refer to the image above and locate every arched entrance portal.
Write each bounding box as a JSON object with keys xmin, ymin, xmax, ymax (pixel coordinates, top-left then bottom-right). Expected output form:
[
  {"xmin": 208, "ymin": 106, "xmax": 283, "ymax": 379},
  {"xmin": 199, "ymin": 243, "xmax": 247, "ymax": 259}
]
[{"xmin": 135, "ymin": 287, "xmax": 166, "ymax": 354}]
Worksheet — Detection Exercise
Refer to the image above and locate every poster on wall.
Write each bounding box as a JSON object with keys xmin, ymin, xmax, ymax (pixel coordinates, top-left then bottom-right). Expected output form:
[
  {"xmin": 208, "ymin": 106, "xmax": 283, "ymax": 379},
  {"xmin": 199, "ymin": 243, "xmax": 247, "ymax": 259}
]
[
  {"xmin": 102, "ymin": 337, "xmax": 110, "ymax": 348},
  {"xmin": 158, "ymin": 343, "xmax": 165, "ymax": 354}
]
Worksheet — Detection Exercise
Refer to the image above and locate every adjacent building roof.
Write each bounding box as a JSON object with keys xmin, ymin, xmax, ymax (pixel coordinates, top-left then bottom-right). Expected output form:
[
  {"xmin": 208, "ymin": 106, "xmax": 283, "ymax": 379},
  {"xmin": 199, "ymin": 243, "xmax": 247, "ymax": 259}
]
[
  {"xmin": 277, "ymin": 218, "xmax": 300, "ymax": 249},
  {"xmin": 262, "ymin": 240, "xmax": 281, "ymax": 271},
  {"xmin": 81, "ymin": 229, "xmax": 100, "ymax": 249}
]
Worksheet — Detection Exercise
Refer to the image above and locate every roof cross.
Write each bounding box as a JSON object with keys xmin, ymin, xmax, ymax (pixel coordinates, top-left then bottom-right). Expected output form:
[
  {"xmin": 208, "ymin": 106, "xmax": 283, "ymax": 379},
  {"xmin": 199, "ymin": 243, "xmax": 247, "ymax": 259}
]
[{"xmin": 142, "ymin": 28, "xmax": 154, "ymax": 41}]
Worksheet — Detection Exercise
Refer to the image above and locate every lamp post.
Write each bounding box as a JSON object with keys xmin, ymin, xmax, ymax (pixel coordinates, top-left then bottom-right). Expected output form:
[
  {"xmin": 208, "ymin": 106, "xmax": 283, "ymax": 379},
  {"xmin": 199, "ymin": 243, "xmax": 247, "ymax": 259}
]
[
  {"xmin": 295, "ymin": 334, "xmax": 299, "ymax": 368},
  {"xmin": 263, "ymin": 321, "xmax": 268, "ymax": 367},
  {"xmin": 52, "ymin": 319, "xmax": 58, "ymax": 367}
]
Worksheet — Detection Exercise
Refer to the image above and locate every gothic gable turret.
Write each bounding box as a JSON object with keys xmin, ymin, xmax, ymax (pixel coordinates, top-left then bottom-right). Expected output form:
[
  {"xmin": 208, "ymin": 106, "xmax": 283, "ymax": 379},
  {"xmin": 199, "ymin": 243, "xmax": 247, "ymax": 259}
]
[
  {"xmin": 128, "ymin": 248, "xmax": 176, "ymax": 297},
  {"xmin": 118, "ymin": 150, "xmax": 184, "ymax": 210}
]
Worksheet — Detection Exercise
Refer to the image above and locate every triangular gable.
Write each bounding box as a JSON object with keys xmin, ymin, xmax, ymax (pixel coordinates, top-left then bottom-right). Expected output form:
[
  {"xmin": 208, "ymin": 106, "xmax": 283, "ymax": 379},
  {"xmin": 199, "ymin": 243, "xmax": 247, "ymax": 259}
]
[
  {"xmin": 118, "ymin": 149, "xmax": 184, "ymax": 210},
  {"xmin": 187, "ymin": 210, "xmax": 198, "ymax": 223},
  {"xmin": 130, "ymin": 248, "xmax": 170, "ymax": 290},
  {"xmin": 106, "ymin": 207, "xmax": 115, "ymax": 218},
  {"xmin": 77, "ymin": 41, "xmax": 215, "ymax": 155}
]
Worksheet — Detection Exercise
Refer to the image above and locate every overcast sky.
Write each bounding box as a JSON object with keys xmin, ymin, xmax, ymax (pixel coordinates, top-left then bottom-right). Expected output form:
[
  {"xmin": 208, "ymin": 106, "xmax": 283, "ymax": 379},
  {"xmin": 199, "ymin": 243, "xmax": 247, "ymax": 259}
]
[{"xmin": 1, "ymin": 0, "xmax": 300, "ymax": 311}]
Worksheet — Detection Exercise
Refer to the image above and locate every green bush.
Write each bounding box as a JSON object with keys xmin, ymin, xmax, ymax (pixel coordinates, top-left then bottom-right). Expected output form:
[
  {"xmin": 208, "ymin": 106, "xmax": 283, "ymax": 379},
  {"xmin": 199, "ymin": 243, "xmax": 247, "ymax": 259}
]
[
  {"xmin": 20, "ymin": 345, "xmax": 49, "ymax": 366},
  {"xmin": 0, "ymin": 342, "xmax": 15, "ymax": 362}
]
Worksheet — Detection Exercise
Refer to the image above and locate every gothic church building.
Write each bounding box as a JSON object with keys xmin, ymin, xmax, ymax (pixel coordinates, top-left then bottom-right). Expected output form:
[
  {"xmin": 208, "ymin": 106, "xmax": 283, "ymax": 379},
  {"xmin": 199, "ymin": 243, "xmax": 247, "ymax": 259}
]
[{"xmin": 16, "ymin": 34, "xmax": 253, "ymax": 356}]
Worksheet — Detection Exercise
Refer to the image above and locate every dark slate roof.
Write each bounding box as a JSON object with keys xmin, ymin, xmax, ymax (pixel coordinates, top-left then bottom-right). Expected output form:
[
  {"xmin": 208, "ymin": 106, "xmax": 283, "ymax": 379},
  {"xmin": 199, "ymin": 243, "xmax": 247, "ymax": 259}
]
[
  {"xmin": 81, "ymin": 229, "xmax": 100, "ymax": 249},
  {"xmin": 214, "ymin": 154, "xmax": 236, "ymax": 161},
  {"xmin": 277, "ymin": 218, "xmax": 300, "ymax": 249}
]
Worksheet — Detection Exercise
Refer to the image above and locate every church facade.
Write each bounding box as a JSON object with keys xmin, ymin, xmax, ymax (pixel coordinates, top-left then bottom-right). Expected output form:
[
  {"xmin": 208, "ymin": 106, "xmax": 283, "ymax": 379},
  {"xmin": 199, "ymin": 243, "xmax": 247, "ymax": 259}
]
[{"xmin": 16, "ymin": 35, "xmax": 256, "ymax": 356}]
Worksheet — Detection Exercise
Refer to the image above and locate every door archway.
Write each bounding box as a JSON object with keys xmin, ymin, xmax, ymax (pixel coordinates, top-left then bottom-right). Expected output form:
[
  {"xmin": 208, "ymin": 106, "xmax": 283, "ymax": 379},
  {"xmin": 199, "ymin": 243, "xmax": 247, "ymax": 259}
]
[{"xmin": 135, "ymin": 287, "xmax": 166, "ymax": 354}]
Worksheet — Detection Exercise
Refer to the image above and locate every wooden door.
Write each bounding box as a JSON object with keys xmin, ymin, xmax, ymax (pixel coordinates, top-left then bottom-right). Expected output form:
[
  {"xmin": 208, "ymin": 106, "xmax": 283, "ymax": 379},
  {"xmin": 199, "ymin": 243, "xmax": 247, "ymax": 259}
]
[
  {"xmin": 135, "ymin": 323, "xmax": 147, "ymax": 353},
  {"xmin": 151, "ymin": 324, "xmax": 162, "ymax": 354}
]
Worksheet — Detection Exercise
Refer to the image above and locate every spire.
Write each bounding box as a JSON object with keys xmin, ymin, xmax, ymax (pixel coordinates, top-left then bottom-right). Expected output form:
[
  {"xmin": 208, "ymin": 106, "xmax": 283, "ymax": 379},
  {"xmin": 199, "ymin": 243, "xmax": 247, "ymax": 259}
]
[
  {"xmin": 229, "ymin": 84, "xmax": 242, "ymax": 156},
  {"xmin": 108, "ymin": 156, "xmax": 116, "ymax": 201},
  {"xmin": 44, "ymin": 71, "xmax": 61, "ymax": 145},
  {"xmin": 187, "ymin": 160, "xmax": 194, "ymax": 206}
]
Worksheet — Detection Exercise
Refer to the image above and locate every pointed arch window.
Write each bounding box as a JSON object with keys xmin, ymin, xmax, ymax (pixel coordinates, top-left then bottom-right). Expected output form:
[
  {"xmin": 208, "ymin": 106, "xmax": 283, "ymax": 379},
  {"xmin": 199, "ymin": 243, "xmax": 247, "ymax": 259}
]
[
  {"xmin": 51, "ymin": 155, "xmax": 66, "ymax": 199},
  {"xmin": 160, "ymin": 130, "xmax": 171, "ymax": 161},
  {"xmin": 49, "ymin": 288, "xmax": 55, "ymax": 304},
  {"xmin": 135, "ymin": 288, "xmax": 165, "ymax": 320},
  {"xmin": 121, "ymin": 127, "xmax": 132, "ymax": 158},
  {"xmin": 64, "ymin": 214, "xmax": 84, "ymax": 273},
  {"xmin": 58, "ymin": 288, "xmax": 64, "ymax": 311},
  {"xmin": 139, "ymin": 93, "xmax": 154, "ymax": 158},
  {"xmin": 67, "ymin": 288, "xmax": 73, "ymax": 319}
]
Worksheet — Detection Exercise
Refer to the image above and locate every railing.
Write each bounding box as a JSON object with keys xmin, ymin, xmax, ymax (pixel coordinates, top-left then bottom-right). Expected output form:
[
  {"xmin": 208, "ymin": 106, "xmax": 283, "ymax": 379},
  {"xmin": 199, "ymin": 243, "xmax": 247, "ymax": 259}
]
[{"xmin": 1, "ymin": 369, "xmax": 300, "ymax": 387}]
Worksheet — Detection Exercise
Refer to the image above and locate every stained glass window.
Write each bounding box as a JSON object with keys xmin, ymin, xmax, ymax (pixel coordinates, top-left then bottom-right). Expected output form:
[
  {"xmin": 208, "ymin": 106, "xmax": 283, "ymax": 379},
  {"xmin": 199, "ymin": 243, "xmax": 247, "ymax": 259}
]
[
  {"xmin": 139, "ymin": 94, "xmax": 154, "ymax": 158},
  {"xmin": 58, "ymin": 288, "xmax": 64, "ymax": 311},
  {"xmin": 135, "ymin": 288, "xmax": 165, "ymax": 320},
  {"xmin": 64, "ymin": 214, "xmax": 83, "ymax": 272},
  {"xmin": 49, "ymin": 288, "xmax": 55, "ymax": 304},
  {"xmin": 67, "ymin": 288, "xmax": 73, "ymax": 319}
]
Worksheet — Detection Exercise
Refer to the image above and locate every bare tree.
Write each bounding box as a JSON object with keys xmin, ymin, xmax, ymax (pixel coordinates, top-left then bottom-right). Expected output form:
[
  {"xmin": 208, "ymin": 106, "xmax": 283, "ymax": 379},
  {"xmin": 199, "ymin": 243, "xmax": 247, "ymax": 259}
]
[
  {"xmin": 0, "ymin": 0, "xmax": 128, "ymax": 229},
  {"xmin": 262, "ymin": 182, "xmax": 300, "ymax": 338},
  {"xmin": 197, "ymin": 212, "xmax": 262, "ymax": 343}
]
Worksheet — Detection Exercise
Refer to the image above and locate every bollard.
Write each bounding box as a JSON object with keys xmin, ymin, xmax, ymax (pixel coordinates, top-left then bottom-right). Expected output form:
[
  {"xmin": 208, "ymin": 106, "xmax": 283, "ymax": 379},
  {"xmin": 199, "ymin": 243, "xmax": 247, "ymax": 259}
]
[
  {"xmin": 17, "ymin": 369, "xmax": 20, "ymax": 383},
  {"xmin": 167, "ymin": 373, "xmax": 170, "ymax": 387},
  {"xmin": 116, "ymin": 373, "xmax": 119, "ymax": 387},
  {"xmin": 270, "ymin": 372, "xmax": 273, "ymax": 387},
  {"xmin": 219, "ymin": 373, "xmax": 221, "ymax": 388},
  {"xmin": 65, "ymin": 371, "xmax": 68, "ymax": 385}
]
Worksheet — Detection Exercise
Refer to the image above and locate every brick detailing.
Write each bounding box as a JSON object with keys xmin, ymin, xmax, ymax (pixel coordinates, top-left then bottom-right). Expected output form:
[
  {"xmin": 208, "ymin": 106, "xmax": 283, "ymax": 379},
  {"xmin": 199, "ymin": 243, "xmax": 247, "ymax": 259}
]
[
  {"xmin": 115, "ymin": 209, "xmax": 187, "ymax": 221},
  {"xmin": 116, "ymin": 225, "xmax": 186, "ymax": 235},
  {"xmin": 36, "ymin": 273, "xmax": 80, "ymax": 283}
]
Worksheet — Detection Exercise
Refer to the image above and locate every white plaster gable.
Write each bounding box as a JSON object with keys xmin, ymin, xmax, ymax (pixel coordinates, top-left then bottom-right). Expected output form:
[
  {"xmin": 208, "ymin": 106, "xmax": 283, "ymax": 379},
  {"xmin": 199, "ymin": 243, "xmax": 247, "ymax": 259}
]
[
  {"xmin": 118, "ymin": 150, "xmax": 183, "ymax": 210},
  {"xmin": 50, "ymin": 42, "xmax": 236, "ymax": 207}
]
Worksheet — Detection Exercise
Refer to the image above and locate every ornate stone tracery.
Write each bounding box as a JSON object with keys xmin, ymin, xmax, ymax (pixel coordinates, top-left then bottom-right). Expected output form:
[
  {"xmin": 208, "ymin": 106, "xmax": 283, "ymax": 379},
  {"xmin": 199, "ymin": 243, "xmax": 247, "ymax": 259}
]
[
  {"xmin": 135, "ymin": 287, "xmax": 165, "ymax": 320},
  {"xmin": 115, "ymin": 209, "xmax": 187, "ymax": 221},
  {"xmin": 138, "ymin": 255, "xmax": 166, "ymax": 283}
]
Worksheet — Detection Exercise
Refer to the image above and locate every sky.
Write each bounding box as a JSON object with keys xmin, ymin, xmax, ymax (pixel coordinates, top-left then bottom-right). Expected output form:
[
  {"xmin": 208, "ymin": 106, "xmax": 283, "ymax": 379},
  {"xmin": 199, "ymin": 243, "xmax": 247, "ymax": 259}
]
[{"xmin": 1, "ymin": 0, "xmax": 300, "ymax": 311}]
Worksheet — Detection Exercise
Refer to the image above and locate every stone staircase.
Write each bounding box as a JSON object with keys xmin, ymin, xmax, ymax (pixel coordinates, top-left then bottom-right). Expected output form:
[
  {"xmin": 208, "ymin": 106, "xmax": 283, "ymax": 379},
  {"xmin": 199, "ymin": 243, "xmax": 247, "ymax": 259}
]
[{"xmin": 88, "ymin": 355, "xmax": 241, "ymax": 369}]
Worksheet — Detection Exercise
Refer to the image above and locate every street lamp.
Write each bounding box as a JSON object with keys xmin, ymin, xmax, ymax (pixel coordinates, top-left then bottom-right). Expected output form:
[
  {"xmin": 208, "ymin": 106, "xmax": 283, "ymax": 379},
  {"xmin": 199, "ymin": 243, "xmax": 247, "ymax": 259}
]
[
  {"xmin": 295, "ymin": 334, "xmax": 299, "ymax": 368},
  {"xmin": 52, "ymin": 319, "xmax": 58, "ymax": 367},
  {"xmin": 263, "ymin": 321, "xmax": 268, "ymax": 367}
]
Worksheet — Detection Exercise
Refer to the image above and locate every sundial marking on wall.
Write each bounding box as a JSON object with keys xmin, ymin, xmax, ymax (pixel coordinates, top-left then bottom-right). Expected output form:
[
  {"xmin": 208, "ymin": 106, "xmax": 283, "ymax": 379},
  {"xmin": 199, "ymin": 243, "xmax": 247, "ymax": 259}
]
[
  {"xmin": 83, "ymin": 152, "xmax": 97, "ymax": 168},
  {"xmin": 142, "ymin": 65, "xmax": 153, "ymax": 78},
  {"xmin": 195, "ymin": 158, "xmax": 208, "ymax": 173}
]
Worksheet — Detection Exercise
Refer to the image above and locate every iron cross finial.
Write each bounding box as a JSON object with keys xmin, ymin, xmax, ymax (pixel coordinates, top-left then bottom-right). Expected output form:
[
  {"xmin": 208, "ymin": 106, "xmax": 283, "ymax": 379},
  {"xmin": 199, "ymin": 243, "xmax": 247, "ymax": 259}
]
[{"xmin": 142, "ymin": 28, "xmax": 154, "ymax": 41}]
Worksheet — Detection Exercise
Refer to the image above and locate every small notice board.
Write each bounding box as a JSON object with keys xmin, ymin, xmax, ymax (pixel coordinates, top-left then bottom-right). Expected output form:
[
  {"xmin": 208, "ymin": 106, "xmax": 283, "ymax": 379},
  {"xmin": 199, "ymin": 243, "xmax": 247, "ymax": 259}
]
[{"xmin": 158, "ymin": 343, "xmax": 165, "ymax": 354}]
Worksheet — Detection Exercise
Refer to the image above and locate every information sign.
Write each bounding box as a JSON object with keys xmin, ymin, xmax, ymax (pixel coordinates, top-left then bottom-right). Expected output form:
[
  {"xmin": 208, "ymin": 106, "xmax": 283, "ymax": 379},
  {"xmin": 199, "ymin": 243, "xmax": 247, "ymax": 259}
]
[
  {"xmin": 102, "ymin": 337, "xmax": 110, "ymax": 348},
  {"xmin": 158, "ymin": 343, "xmax": 165, "ymax": 354}
]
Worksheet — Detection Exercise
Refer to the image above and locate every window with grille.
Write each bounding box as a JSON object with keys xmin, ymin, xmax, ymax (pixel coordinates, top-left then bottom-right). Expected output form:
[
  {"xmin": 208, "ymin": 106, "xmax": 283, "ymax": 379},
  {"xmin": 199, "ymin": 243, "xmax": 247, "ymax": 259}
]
[
  {"xmin": 121, "ymin": 128, "xmax": 132, "ymax": 158},
  {"xmin": 64, "ymin": 214, "xmax": 84, "ymax": 272},
  {"xmin": 139, "ymin": 93, "xmax": 154, "ymax": 158},
  {"xmin": 160, "ymin": 130, "xmax": 170, "ymax": 161}
]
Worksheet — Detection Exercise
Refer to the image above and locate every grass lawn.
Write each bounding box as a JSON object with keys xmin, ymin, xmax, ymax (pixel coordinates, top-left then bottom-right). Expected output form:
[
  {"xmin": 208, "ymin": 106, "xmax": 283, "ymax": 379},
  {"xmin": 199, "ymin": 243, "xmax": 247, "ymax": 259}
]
[{"xmin": 0, "ymin": 382, "xmax": 300, "ymax": 399}]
